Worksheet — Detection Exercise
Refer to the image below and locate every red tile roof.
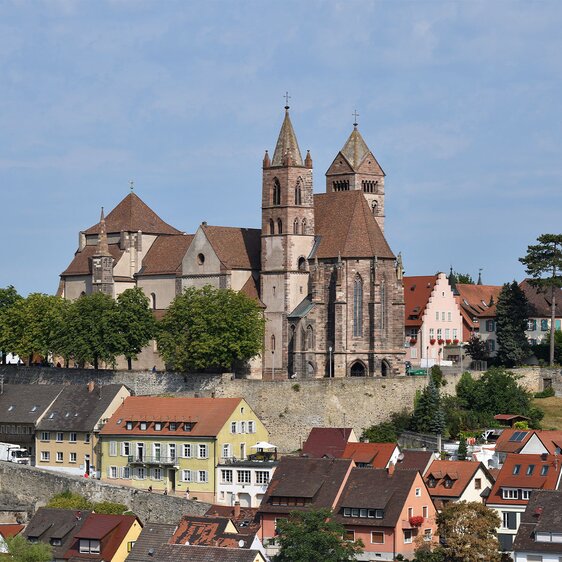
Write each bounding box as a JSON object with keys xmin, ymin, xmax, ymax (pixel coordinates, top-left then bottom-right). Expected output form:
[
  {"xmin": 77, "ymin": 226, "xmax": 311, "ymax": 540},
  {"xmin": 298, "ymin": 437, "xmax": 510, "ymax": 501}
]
[
  {"xmin": 494, "ymin": 429, "xmax": 535, "ymax": 454},
  {"xmin": 487, "ymin": 454, "xmax": 562, "ymax": 506},
  {"xmin": 403, "ymin": 275, "xmax": 438, "ymax": 328},
  {"xmin": 61, "ymin": 244, "xmax": 123, "ymax": 276},
  {"xmin": 301, "ymin": 428, "xmax": 355, "ymax": 458},
  {"xmin": 137, "ymin": 234, "xmax": 194, "ymax": 276},
  {"xmin": 425, "ymin": 460, "xmax": 482, "ymax": 498},
  {"xmin": 520, "ymin": 279, "xmax": 562, "ymax": 318},
  {"xmin": 341, "ymin": 442, "xmax": 397, "ymax": 468},
  {"xmin": 84, "ymin": 193, "xmax": 181, "ymax": 235},
  {"xmin": 204, "ymin": 506, "xmax": 260, "ymax": 536},
  {"xmin": 0, "ymin": 524, "xmax": 24, "ymax": 539},
  {"xmin": 170, "ymin": 516, "xmax": 255, "ymax": 549},
  {"xmin": 455, "ymin": 284, "xmax": 502, "ymax": 330},
  {"xmin": 100, "ymin": 397, "xmax": 243, "ymax": 437},
  {"xmin": 313, "ymin": 191, "xmax": 394, "ymax": 259},
  {"xmin": 202, "ymin": 225, "xmax": 261, "ymax": 270}
]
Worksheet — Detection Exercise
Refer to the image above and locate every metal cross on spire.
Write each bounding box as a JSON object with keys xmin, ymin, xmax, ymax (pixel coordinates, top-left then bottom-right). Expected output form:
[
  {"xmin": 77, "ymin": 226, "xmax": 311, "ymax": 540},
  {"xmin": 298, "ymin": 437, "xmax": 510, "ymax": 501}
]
[
  {"xmin": 284, "ymin": 91, "xmax": 291, "ymax": 110},
  {"xmin": 129, "ymin": 180, "xmax": 134, "ymax": 192},
  {"xmin": 352, "ymin": 109, "xmax": 359, "ymax": 127}
]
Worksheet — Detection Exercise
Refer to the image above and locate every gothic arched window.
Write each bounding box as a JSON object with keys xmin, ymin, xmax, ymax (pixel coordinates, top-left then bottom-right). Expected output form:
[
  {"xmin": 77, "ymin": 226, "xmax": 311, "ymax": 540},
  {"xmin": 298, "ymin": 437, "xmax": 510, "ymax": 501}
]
[
  {"xmin": 380, "ymin": 277, "xmax": 387, "ymax": 330},
  {"xmin": 372, "ymin": 200, "xmax": 378, "ymax": 215},
  {"xmin": 301, "ymin": 218, "xmax": 306, "ymax": 234},
  {"xmin": 277, "ymin": 218, "xmax": 283, "ymax": 234},
  {"xmin": 151, "ymin": 293, "xmax": 157, "ymax": 310},
  {"xmin": 293, "ymin": 218, "xmax": 300, "ymax": 234},
  {"xmin": 272, "ymin": 178, "xmax": 281, "ymax": 206},
  {"xmin": 269, "ymin": 219, "xmax": 275, "ymax": 235},
  {"xmin": 306, "ymin": 325, "xmax": 314, "ymax": 350},
  {"xmin": 271, "ymin": 334, "xmax": 276, "ymax": 351},
  {"xmin": 353, "ymin": 275, "xmax": 363, "ymax": 337},
  {"xmin": 295, "ymin": 179, "xmax": 302, "ymax": 205}
]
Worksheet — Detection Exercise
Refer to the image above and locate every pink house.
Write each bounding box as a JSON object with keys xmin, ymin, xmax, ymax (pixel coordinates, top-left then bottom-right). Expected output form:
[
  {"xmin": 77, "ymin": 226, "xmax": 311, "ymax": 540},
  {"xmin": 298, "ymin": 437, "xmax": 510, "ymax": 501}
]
[{"xmin": 404, "ymin": 272, "xmax": 464, "ymax": 367}]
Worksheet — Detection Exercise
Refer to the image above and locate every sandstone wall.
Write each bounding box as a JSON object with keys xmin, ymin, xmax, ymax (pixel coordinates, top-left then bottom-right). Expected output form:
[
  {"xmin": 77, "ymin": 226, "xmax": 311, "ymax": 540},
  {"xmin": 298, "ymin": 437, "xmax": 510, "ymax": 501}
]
[{"xmin": 0, "ymin": 461, "xmax": 209, "ymax": 524}]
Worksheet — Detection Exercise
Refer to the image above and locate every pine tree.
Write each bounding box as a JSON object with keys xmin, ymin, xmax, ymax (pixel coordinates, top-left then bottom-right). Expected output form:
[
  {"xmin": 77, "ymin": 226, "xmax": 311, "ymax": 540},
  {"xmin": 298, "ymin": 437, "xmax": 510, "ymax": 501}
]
[
  {"xmin": 495, "ymin": 281, "xmax": 530, "ymax": 367},
  {"xmin": 457, "ymin": 436, "xmax": 468, "ymax": 461},
  {"xmin": 411, "ymin": 376, "xmax": 445, "ymax": 436}
]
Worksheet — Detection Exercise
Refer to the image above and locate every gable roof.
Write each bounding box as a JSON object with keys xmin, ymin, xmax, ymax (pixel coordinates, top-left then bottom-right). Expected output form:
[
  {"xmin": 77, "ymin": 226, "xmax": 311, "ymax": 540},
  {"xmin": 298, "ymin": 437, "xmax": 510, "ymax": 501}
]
[
  {"xmin": 455, "ymin": 284, "xmax": 502, "ymax": 328},
  {"xmin": 520, "ymin": 279, "xmax": 562, "ymax": 318},
  {"xmin": 0, "ymin": 384, "xmax": 64, "ymax": 424},
  {"xmin": 126, "ymin": 523, "xmax": 176, "ymax": 562},
  {"xmin": 338, "ymin": 127, "xmax": 382, "ymax": 173},
  {"xmin": 151, "ymin": 544, "xmax": 265, "ymax": 562},
  {"xmin": 494, "ymin": 428, "xmax": 535, "ymax": 454},
  {"xmin": 204, "ymin": 506, "xmax": 260, "ymax": 536},
  {"xmin": 84, "ymin": 193, "xmax": 181, "ymax": 236},
  {"xmin": 271, "ymin": 109, "xmax": 303, "ymax": 167},
  {"xmin": 525, "ymin": 431, "xmax": 562, "ymax": 455},
  {"xmin": 487, "ymin": 454, "xmax": 562, "ymax": 506},
  {"xmin": 424, "ymin": 460, "xmax": 483, "ymax": 498},
  {"xmin": 333, "ymin": 468, "xmax": 419, "ymax": 527},
  {"xmin": 100, "ymin": 397, "xmax": 243, "ymax": 437},
  {"xmin": 302, "ymin": 428, "xmax": 355, "ymax": 458},
  {"xmin": 341, "ymin": 442, "xmax": 397, "ymax": 468},
  {"xmin": 396, "ymin": 450, "xmax": 436, "ymax": 474},
  {"xmin": 403, "ymin": 275, "xmax": 439, "ymax": 327},
  {"xmin": 0, "ymin": 524, "xmax": 24, "ymax": 539},
  {"xmin": 60, "ymin": 244, "xmax": 123, "ymax": 277},
  {"xmin": 137, "ymin": 234, "xmax": 194, "ymax": 276},
  {"xmin": 513, "ymin": 490, "xmax": 562, "ymax": 555},
  {"xmin": 313, "ymin": 191, "xmax": 394, "ymax": 259},
  {"xmin": 202, "ymin": 225, "xmax": 261, "ymax": 270},
  {"xmin": 37, "ymin": 384, "xmax": 128, "ymax": 432},
  {"xmin": 259, "ymin": 457, "xmax": 353, "ymax": 514},
  {"xmin": 170, "ymin": 515, "xmax": 255, "ymax": 549}
]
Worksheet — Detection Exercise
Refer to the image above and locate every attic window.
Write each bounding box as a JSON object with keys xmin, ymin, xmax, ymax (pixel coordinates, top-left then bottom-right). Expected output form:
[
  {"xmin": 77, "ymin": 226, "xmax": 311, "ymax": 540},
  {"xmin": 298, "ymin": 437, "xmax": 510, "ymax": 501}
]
[
  {"xmin": 526, "ymin": 465, "xmax": 535, "ymax": 476},
  {"xmin": 541, "ymin": 465, "xmax": 549, "ymax": 476},
  {"xmin": 154, "ymin": 422, "xmax": 162, "ymax": 431},
  {"xmin": 117, "ymin": 419, "xmax": 122, "ymax": 425},
  {"xmin": 140, "ymin": 422, "xmax": 148, "ymax": 430},
  {"xmin": 427, "ymin": 477, "xmax": 437, "ymax": 488},
  {"xmin": 65, "ymin": 412, "xmax": 70, "ymax": 418},
  {"xmin": 444, "ymin": 478, "xmax": 453, "ymax": 489},
  {"xmin": 169, "ymin": 422, "xmax": 177, "ymax": 431},
  {"xmin": 184, "ymin": 423, "xmax": 194, "ymax": 432},
  {"xmin": 197, "ymin": 253, "xmax": 205, "ymax": 265},
  {"xmin": 49, "ymin": 412, "xmax": 55, "ymax": 419},
  {"xmin": 31, "ymin": 406, "xmax": 38, "ymax": 412},
  {"xmin": 8, "ymin": 406, "xmax": 13, "ymax": 412},
  {"xmin": 126, "ymin": 421, "xmax": 133, "ymax": 430}
]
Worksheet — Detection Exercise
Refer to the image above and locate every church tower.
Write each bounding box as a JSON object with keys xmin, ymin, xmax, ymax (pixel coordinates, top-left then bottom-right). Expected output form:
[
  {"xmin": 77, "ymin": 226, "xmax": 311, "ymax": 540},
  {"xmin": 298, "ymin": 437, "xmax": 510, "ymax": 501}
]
[
  {"xmin": 325, "ymin": 120, "xmax": 386, "ymax": 232},
  {"xmin": 91, "ymin": 208, "xmax": 114, "ymax": 296},
  {"xmin": 261, "ymin": 104, "xmax": 315, "ymax": 379}
]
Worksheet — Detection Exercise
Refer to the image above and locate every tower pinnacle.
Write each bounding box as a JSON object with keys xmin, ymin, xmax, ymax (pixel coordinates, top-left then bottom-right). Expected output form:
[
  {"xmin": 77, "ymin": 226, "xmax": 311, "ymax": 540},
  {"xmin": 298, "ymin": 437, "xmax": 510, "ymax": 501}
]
[{"xmin": 271, "ymin": 105, "xmax": 303, "ymax": 167}]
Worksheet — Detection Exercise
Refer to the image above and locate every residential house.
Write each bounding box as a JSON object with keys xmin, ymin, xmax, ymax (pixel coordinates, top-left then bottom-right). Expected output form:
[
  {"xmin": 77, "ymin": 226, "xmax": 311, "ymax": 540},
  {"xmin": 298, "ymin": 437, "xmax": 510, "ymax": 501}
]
[
  {"xmin": 205, "ymin": 504, "xmax": 261, "ymax": 536},
  {"xmin": 513, "ymin": 489, "xmax": 562, "ymax": 562},
  {"xmin": 99, "ymin": 397, "xmax": 269, "ymax": 503},
  {"xmin": 333, "ymin": 466, "xmax": 438, "ymax": 561},
  {"xmin": 423, "ymin": 460, "xmax": 495, "ymax": 510},
  {"xmin": 0, "ymin": 384, "xmax": 64, "ymax": 460},
  {"xmin": 493, "ymin": 429, "xmax": 536, "ymax": 466},
  {"xmin": 124, "ymin": 523, "xmax": 176, "ymax": 562},
  {"xmin": 404, "ymin": 273, "xmax": 463, "ymax": 367},
  {"xmin": 396, "ymin": 450, "xmax": 436, "ymax": 475},
  {"xmin": 0, "ymin": 524, "xmax": 24, "ymax": 553},
  {"xmin": 521, "ymin": 280, "xmax": 562, "ymax": 346},
  {"xmin": 258, "ymin": 457, "xmax": 354, "ymax": 557},
  {"xmin": 35, "ymin": 383, "xmax": 130, "ymax": 476},
  {"xmin": 146, "ymin": 544, "xmax": 266, "ymax": 562},
  {"xmin": 301, "ymin": 427, "xmax": 357, "ymax": 458},
  {"xmin": 519, "ymin": 431, "xmax": 562, "ymax": 456},
  {"xmin": 24, "ymin": 508, "xmax": 142, "ymax": 562},
  {"xmin": 340, "ymin": 442, "xmax": 400, "ymax": 468},
  {"xmin": 486, "ymin": 454, "xmax": 562, "ymax": 553}
]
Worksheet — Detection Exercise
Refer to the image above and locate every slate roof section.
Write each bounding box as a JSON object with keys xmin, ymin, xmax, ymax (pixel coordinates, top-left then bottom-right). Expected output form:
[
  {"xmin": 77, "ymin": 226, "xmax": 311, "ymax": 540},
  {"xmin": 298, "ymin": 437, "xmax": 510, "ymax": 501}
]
[
  {"xmin": 520, "ymin": 279, "xmax": 562, "ymax": 317},
  {"xmin": 60, "ymin": 244, "xmax": 123, "ymax": 276},
  {"xmin": 37, "ymin": 384, "xmax": 128, "ymax": 432},
  {"xmin": 23, "ymin": 508, "xmax": 91, "ymax": 560},
  {"xmin": 137, "ymin": 234, "xmax": 194, "ymax": 276},
  {"xmin": 288, "ymin": 296, "xmax": 314, "ymax": 319},
  {"xmin": 339, "ymin": 127, "xmax": 383, "ymax": 173},
  {"xmin": 271, "ymin": 109, "xmax": 303, "ymax": 167},
  {"xmin": 424, "ymin": 460, "xmax": 482, "ymax": 499},
  {"xmin": 202, "ymin": 225, "xmax": 261, "ymax": 270},
  {"xmin": 313, "ymin": 191, "xmax": 394, "ymax": 259},
  {"xmin": 341, "ymin": 442, "xmax": 397, "ymax": 468},
  {"xmin": 301, "ymin": 427, "xmax": 355, "ymax": 459},
  {"xmin": 84, "ymin": 193, "xmax": 181, "ymax": 235},
  {"xmin": 395, "ymin": 450, "xmax": 435, "ymax": 474},
  {"xmin": 126, "ymin": 523, "xmax": 176, "ymax": 562},
  {"xmin": 259, "ymin": 457, "xmax": 353, "ymax": 514},
  {"xmin": 333, "ymin": 467, "xmax": 418, "ymax": 527},
  {"xmin": 100, "ymin": 397, "xmax": 243, "ymax": 437},
  {"xmin": 0, "ymin": 384, "xmax": 64, "ymax": 424},
  {"xmin": 513, "ymin": 490, "xmax": 562, "ymax": 555},
  {"xmin": 153, "ymin": 544, "xmax": 265, "ymax": 562},
  {"xmin": 404, "ymin": 275, "xmax": 439, "ymax": 328}
]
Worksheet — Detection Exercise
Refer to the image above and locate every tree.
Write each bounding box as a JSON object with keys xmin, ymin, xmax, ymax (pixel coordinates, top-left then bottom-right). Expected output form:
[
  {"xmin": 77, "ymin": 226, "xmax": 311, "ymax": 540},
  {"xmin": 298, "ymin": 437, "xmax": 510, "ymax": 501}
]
[
  {"xmin": 115, "ymin": 288, "xmax": 156, "ymax": 370},
  {"xmin": 47, "ymin": 491, "xmax": 129, "ymax": 514},
  {"xmin": 520, "ymin": 234, "xmax": 562, "ymax": 366},
  {"xmin": 362, "ymin": 411, "xmax": 412, "ymax": 443},
  {"xmin": 0, "ymin": 285, "xmax": 22, "ymax": 364},
  {"xmin": 157, "ymin": 286, "xmax": 265, "ymax": 372},
  {"xmin": 410, "ymin": 376, "xmax": 445, "ymax": 436},
  {"xmin": 436, "ymin": 501, "xmax": 501, "ymax": 562},
  {"xmin": 454, "ymin": 272, "xmax": 474, "ymax": 285},
  {"xmin": 5, "ymin": 534, "xmax": 52, "ymax": 562},
  {"xmin": 457, "ymin": 436, "xmax": 468, "ymax": 461},
  {"xmin": 463, "ymin": 335, "xmax": 488, "ymax": 362},
  {"xmin": 273, "ymin": 508, "xmax": 363, "ymax": 562},
  {"xmin": 495, "ymin": 281, "xmax": 530, "ymax": 367},
  {"xmin": 531, "ymin": 329, "xmax": 562, "ymax": 365}
]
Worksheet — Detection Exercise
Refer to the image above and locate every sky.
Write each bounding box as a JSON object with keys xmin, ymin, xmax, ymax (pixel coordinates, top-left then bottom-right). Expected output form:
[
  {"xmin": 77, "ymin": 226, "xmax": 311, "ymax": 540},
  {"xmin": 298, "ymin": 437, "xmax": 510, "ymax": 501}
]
[{"xmin": 1, "ymin": 0, "xmax": 562, "ymax": 296}]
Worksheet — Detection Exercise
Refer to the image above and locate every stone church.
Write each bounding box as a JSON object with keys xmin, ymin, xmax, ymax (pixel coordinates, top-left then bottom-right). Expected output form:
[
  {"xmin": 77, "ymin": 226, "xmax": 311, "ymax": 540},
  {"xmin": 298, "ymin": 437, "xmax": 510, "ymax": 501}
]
[{"xmin": 60, "ymin": 107, "xmax": 406, "ymax": 378}]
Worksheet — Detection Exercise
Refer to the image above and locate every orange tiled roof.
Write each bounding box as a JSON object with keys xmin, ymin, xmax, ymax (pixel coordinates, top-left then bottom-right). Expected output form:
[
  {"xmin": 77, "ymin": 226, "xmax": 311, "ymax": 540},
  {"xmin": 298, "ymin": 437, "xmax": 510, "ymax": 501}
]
[
  {"xmin": 170, "ymin": 516, "xmax": 256, "ymax": 548},
  {"xmin": 494, "ymin": 429, "xmax": 535, "ymax": 454},
  {"xmin": 425, "ymin": 460, "xmax": 482, "ymax": 498},
  {"xmin": 60, "ymin": 243, "xmax": 123, "ymax": 276},
  {"xmin": 202, "ymin": 225, "xmax": 261, "ymax": 271},
  {"xmin": 100, "ymin": 396, "xmax": 243, "ymax": 437},
  {"xmin": 455, "ymin": 284, "xmax": 502, "ymax": 326},
  {"xmin": 0, "ymin": 524, "xmax": 24, "ymax": 539},
  {"xmin": 403, "ymin": 275, "xmax": 439, "ymax": 328},
  {"xmin": 137, "ymin": 234, "xmax": 194, "ymax": 276},
  {"xmin": 341, "ymin": 442, "xmax": 397, "ymax": 468}
]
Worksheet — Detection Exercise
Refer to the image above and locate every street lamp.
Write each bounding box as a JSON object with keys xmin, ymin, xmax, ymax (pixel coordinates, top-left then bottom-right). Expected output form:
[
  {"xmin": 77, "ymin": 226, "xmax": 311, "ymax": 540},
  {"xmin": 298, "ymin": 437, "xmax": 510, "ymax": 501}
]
[
  {"xmin": 328, "ymin": 346, "xmax": 333, "ymax": 378},
  {"xmin": 425, "ymin": 346, "xmax": 429, "ymax": 377}
]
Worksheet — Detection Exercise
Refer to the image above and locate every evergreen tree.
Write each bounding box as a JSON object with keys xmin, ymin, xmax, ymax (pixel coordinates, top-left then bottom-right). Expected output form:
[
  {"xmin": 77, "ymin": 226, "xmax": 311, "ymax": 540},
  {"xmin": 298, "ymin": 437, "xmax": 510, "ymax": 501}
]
[
  {"xmin": 457, "ymin": 435, "xmax": 468, "ymax": 460},
  {"xmin": 411, "ymin": 376, "xmax": 445, "ymax": 436},
  {"xmin": 463, "ymin": 334, "xmax": 488, "ymax": 362},
  {"xmin": 495, "ymin": 281, "xmax": 530, "ymax": 367},
  {"xmin": 0, "ymin": 285, "xmax": 22, "ymax": 364}
]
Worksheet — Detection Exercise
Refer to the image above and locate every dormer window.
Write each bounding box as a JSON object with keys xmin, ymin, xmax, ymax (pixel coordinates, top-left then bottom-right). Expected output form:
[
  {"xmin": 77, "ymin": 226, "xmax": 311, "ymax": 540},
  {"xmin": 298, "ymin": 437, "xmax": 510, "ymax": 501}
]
[
  {"xmin": 502, "ymin": 488, "xmax": 519, "ymax": 500},
  {"xmin": 513, "ymin": 464, "xmax": 521, "ymax": 475},
  {"xmin": 444, "ymin": 478, "xmax": 453, "ymax": 489},
  {"xmin": 541, "ymin": 465, "xmax": 549, "ymax": 476},
  {"xmin": 169, "ymin": 422, "xmax": 177, "ymax": 431},
  {"xmin": 126, "ymin": 421, "xmax": 133, "ymax": 430},
  {"xmin": 154, "ymin": 422, "xmax": 162, "ymax": 431},
  {"xmin": 79, "ymin": 539, "xmax": 100, "ymax": 554},
  {"xmin": 184, "ymin": 423, "xmax": 194, "ymax": 432},
  {"xmin": 140, "ymin": 422, "xmax": 147, "ymax": 431},
  {"xmin": 526, "ymin": 465, "xmax": 535, "ymax": 476},
  {"xmin": 7, "ymin": 406, "xmax": 13, "ymax": 412},
  {"xmin": 427, "ymin": 477, "xmax": 437, "ymax": 488},
  {"xmin": 50, "ymin": 538, "xmax": 62, "ymax": 546}
]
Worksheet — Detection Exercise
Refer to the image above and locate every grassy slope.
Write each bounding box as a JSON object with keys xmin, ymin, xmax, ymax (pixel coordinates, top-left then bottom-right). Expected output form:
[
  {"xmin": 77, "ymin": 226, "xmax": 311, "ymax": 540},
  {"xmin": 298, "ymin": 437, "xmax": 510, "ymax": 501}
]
[{"xmin": 534, "ymin": 396, "xmax": 562, "ymax": 429}]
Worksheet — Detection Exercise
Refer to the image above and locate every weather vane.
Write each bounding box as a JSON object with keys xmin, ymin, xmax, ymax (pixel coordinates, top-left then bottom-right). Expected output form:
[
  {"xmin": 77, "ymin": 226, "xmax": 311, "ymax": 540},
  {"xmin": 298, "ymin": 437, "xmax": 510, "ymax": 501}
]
[
  {"xmin": 284, "ymin": 91, "xmax": 291, "ymax": 109},
  {"xmin": 129, "ymin": 180, "xmax": 134, "ymax": 192},
  {"xmin": 353, "ymin": 109, "xmax": 359, "ymax": 127}
]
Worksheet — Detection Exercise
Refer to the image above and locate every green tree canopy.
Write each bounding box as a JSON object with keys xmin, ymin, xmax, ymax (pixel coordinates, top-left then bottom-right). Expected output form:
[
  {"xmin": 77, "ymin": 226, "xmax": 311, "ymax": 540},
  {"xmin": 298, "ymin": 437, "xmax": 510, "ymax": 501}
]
[
  {"xmin": 47, "ymin": 491, "xmax": 129, "ymax": 514},
  {"xmin": 454, "ymin": 272, "xmax": 474, "ymax": 284},
  {"xmin": 520, "ymin": 233, "xmax": 562, "ymax": 365},
  {"xmin": 5, "ymin": 535, "xmax": 52, "ymax": 562},
  {"xmin": 495, "ymin": 281, "xmax": 530, "ymax": 367},
  {"xmin": 463, "ymin": 335, "xmax": 488, "ymax": 362},
  {"xmin": 0, "ymin": 285, "xmax": 23, "ymax": 364},
  {"xmin": 157, "ymin": 285, "xmax": 265, "ymax": 372},
  {"xmin": 362, "ymin": 410, "xmax": 412, "ymax": 443},
  {"xmin": 115, "ymin": 288, "xmax": 156, "ymax": 370},
  {"xmin": 273, "ymin": 508, "xmax": 363, "ymax": 562},
  {"xmin": 410, "ymin": 376, "xmax": 445, "ymax": 436},
  {"xmin": 436, "ymin": 501, "xmax": 501, "ymax": 562}
]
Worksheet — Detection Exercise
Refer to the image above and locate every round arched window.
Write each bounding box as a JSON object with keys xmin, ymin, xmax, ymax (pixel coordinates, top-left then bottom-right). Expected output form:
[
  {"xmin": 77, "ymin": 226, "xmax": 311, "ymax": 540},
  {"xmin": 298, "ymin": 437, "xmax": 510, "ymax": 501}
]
[{"xmin": 197, "ymin": 253, "xmax": 205, "ymax": 265}]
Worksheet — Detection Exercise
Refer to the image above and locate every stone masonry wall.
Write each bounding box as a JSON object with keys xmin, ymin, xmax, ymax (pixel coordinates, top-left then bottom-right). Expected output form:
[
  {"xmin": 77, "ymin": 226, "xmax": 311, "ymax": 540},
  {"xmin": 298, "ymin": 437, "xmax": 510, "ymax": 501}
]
[
  {"xmin": 0, "ymin": 461, "xmax": 209, "ymax": 524},
  {"xmin": 0, "ymin": 365, "xmax": 550, "ymax": 452}
]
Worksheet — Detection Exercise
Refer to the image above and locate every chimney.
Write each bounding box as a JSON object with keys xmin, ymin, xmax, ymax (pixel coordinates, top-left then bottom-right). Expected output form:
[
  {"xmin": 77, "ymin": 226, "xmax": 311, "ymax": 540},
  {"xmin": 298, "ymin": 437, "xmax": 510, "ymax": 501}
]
[
  {"xmin": 234, "ymin": 501, "xmax": 241, "ymax": 519},
  {"xmin": 387, "ymin": 462, "xmax": 395, "ymax": 476},
  {"xmin": 87, "ymin": 381, "xmax": 95, "ymax": 393}
]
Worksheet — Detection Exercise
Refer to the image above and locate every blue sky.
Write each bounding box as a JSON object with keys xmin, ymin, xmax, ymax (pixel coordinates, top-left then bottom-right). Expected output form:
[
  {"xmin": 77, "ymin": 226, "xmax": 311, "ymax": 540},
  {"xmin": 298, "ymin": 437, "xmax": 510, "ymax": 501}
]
[{"xmin": 2, "ymin": 0, "xmax": 562, "ymax": 295}]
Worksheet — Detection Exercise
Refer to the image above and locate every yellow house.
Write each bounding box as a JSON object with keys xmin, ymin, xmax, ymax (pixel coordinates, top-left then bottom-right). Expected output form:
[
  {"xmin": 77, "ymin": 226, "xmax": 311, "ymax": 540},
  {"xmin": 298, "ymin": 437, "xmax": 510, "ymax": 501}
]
[
  {"xmin": 99, "ymin": 396, "xmax": 269, "ymax": 503},
  {"xmin": 35, "ymin": 383, "xmax": 130, "ymax": 476}
]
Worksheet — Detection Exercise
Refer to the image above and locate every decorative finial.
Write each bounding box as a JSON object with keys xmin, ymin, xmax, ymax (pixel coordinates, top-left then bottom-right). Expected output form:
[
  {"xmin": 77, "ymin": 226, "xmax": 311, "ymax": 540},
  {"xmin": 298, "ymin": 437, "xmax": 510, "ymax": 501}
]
[
  {"xmin": 477, "ymin": 268, "xmax": 483, "ymax": 285},
  {"xmin": 129, "ymin": 180, "xmax": 134, "ymax": 192},
  {"xmin": 284, "ymin": 91, "xmax": 291, "ymax": 110},
  {"xmin": 352, "ymin": 109, "xmax": 359, "ymax": 128}
]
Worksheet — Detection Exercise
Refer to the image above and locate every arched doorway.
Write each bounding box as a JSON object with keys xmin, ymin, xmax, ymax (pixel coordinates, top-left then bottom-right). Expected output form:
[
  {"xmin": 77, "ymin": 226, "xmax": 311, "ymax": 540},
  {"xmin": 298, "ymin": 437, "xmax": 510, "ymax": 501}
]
[
  {"xmin": 350, "ymin": 361, "xmax": 366, "ymax": 377},
  {"xmin": 381, "ymin": 360, "xmax": 391, "ymax": 377},
  {"xmin": 307, "ymin": 361, "xmax": 315, "ymax": 377}
]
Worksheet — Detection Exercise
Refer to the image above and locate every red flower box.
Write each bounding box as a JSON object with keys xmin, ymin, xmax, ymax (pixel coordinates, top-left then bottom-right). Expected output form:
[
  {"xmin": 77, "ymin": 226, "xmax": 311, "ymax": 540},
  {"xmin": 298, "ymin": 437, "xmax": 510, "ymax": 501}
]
[
  {"xmin": 410, "ymin": 338, "xmax": 417, "ymax": 345},
  {"xmin": 409, "ymin": 515, "xmax": 424, "ymax": 527},
  {"xmin": 430, "ymin": 339, "xmax": 436, "ymax": 345},
  {"xmin": 453, "ymin": 339, "xmax": 459, "ymax": 344},
  {"xmin": 438, "ymin": 339, "xmax": 445, "ymax": 345},
  {"xmin": 446, "ymin": 339, "xmax": 452, "ymax": 345}
]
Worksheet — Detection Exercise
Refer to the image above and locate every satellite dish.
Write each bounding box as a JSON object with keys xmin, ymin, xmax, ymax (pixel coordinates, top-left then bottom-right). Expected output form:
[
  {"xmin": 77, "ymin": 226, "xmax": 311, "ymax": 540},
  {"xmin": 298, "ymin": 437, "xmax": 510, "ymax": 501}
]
[
  {"xmin": 238, "ymin": 539, "xmax": 245, "ymax": 548},
  {"xmin": 397, "ymin": 452, "xmax": 405, "ymax": 462}
]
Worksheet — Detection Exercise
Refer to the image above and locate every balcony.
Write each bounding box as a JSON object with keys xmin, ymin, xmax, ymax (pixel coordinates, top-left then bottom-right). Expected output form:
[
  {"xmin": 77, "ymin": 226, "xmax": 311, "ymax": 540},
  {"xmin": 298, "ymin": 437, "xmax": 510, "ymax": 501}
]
[{"xmin": 128, "ymin": 455, "xmax": 178, "ymax": 466}]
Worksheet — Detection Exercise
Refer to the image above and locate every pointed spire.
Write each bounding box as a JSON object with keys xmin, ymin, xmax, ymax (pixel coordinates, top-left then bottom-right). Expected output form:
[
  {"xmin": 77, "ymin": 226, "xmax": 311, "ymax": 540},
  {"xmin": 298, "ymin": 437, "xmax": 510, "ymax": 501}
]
[
  {"xmin": 305, "ymin": 149, "xmax": 313, "ymax": 169},
  {"xmin": 95, "ymin": 208, "xmax": 111, "ymax": 256},
  {"xmin": 448, "ymin": 267, "xmax": 457, "ymax": 294},
  {"xmin": 477, "ymin": 269, "xmax": 483, "ymax": 285},
  {"xmin": 263, "ymin": 150, "xmax": 271, "ymax": 169},
  {"xmin": 340, "ymin": 126, "xmax": 372, "ymax": 171},
  {"xmin": 271, "ymin": 107, "xmax": 304, "ymax": 167}
]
